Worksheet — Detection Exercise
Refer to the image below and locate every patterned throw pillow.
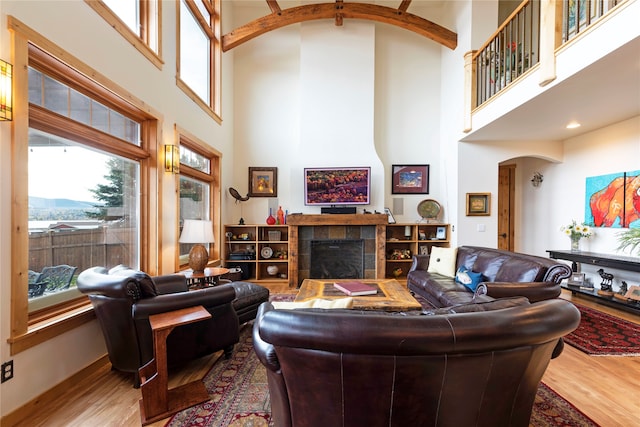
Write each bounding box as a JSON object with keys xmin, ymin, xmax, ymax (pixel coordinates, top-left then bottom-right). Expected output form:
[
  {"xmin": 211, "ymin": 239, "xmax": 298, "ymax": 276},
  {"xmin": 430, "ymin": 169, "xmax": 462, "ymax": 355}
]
[
  {"xmin": 427, "ymin": 247, "xmax": 458, "ymax": 278},
  {"xmin": 455, "ymin": 267, "xmax": 485, "ymax": 292}
]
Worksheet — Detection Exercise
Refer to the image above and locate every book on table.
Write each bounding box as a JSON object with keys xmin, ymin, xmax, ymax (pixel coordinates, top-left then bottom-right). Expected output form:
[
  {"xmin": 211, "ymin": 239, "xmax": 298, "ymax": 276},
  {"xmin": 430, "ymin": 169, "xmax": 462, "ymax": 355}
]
[{"xmin": 334, "ymin": 281, "xmax": 377, "ymax": 296}]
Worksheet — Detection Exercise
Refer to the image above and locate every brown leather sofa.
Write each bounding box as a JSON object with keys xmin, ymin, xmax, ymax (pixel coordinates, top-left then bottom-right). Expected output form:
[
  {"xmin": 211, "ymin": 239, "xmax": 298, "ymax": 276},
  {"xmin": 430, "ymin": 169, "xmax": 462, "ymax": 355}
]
[
  {"xmin": 77, "ymin": 266, "xmax": 240, "ymax": 386},
  {"xmin": 407, "ymin": 246, "xmax": 572, "ymax": 307},
  {"xmin": 253, "ymin": 298, "xmax": 580, "ymax": 427}
]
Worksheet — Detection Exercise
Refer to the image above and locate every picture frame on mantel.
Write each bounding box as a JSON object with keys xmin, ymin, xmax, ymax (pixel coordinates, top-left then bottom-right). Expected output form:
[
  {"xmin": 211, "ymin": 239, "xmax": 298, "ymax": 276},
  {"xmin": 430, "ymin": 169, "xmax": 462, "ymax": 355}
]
[
  {"xmin": 248, "ymin": 167, "xmax": 277, "ymax": 197},
  {"xmin": 392, "ymin": 164, "xmax": 429, "ymax": 194},
  {"xmin": 466, "ymin": 193, "xmax": 491, "ymax": 216}
]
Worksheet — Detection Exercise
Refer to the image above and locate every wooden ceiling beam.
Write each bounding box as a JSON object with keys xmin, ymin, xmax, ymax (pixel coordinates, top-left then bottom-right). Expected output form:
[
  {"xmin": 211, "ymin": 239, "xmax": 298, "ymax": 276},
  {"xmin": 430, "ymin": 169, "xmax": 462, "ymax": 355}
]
[{"xmin": 222, "ymin": 1, "xmax": 457, "ymax": 51}]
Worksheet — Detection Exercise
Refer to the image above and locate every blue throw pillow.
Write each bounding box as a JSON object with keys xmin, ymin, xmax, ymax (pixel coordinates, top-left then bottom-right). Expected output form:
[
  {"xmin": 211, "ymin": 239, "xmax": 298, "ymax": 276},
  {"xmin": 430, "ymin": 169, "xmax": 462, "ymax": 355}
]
[{"xmin": 455, "ymin": 267, "xmax": 484, "ymax": 292}]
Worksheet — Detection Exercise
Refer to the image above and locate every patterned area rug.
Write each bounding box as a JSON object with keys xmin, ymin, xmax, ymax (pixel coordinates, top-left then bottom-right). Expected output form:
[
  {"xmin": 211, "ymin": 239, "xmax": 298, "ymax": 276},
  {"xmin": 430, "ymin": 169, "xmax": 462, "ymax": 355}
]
[
  {"xmin": 166, "ymin": 319, "xmax": 598, "ymax": 426},
  {"xmin": 564, "ymin": 302, "xmax": 640, "ymax": 356}
]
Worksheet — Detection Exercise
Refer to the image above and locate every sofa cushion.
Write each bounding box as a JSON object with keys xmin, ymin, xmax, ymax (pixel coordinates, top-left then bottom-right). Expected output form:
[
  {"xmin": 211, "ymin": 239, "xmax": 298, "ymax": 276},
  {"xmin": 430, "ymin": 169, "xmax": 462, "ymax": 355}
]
[
  {"xmin": 424, "ymin": 296, "xmax": 530, "ymax": 315},
  {"xmin": 455, "ymin": 267, "xmax": 485, "ymax": 292},
  {"xmin": 427, "ymin": 247, "xmax": 458, "ymax": 277},
  {"xmin": 495, "ymin": 258, "xmax": 546, "ymax": 282}
]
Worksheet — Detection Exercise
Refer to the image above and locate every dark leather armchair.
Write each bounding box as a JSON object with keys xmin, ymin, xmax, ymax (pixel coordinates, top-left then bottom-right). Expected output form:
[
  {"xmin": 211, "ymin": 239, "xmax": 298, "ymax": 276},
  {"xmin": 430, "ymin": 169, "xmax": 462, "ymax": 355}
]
[
  {"xmin": 253, "ymin": 298, "xmax": 580, "ymax": 427},
  {"xmin": 77, "ymin": 266, "xmax": 239, "ymax": 387}
]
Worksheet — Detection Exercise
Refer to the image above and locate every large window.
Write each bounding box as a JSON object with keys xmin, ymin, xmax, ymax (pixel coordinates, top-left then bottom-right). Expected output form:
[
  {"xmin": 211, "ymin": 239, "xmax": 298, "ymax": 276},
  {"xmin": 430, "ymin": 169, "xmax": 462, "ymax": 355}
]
[
  {"xmin": 9, "ymin": 35, "xmax": 157, "ymax": 353},
  {"xmin": 177, "ymin": 0, "xmax": 221, "ymax": 122},
  {"xmin": 86, "ymin": 0, "xmax": 162, "ymax": 68},
  {"xmin": 177, "ymin": 133, "xmax": 221, "ymax": 268}
]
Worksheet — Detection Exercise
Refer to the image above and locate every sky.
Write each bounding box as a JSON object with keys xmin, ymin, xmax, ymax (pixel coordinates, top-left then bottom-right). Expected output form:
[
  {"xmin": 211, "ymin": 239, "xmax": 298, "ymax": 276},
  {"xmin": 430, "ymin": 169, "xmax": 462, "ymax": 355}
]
[{"xmin": 29, "ymin": 146, "xmax": 109, "ymax": 202}]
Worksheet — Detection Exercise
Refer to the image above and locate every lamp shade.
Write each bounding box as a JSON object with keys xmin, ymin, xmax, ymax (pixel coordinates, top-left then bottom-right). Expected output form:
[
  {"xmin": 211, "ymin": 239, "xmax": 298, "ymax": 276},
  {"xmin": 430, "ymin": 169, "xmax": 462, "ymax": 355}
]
[{"xmin": 179, "ymin": 219, "xmax": 214, "ymax": 244}]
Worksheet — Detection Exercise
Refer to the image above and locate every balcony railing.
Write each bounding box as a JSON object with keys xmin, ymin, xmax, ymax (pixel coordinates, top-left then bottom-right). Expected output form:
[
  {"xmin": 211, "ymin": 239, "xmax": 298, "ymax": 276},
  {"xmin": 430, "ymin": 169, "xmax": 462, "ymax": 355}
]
[
  {"xmin": 469, "ymin": 0, "xmax": 625, "ymax": 110},
  {"xmin": 563, "ymin": 0, "xmax": 623, "ymax": 42},
  {"xmin": 473, "ymin": 0, "xmax": 540, "ymax": 106}
]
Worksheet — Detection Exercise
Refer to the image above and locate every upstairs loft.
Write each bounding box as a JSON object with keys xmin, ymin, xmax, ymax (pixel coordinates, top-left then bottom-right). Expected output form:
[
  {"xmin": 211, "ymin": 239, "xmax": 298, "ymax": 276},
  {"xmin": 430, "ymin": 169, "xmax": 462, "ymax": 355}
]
[{"xmin": 462, "ymin": 0, "xmax": 639, "ymax": 142}]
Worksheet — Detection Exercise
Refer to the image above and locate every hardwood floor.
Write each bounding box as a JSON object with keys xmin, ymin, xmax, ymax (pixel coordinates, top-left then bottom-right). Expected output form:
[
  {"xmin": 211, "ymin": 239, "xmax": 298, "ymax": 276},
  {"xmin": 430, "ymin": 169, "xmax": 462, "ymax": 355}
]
[{"xmin": 8, "ymin": 286, "xmax": 640, "ymax": 427}]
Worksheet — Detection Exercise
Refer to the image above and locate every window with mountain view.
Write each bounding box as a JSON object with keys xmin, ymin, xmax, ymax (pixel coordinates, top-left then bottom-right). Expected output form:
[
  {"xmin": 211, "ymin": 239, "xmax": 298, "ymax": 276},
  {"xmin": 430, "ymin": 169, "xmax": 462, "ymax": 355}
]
[{"xmin": 26, "ymin": 65, "xmax": 143, "ymax": 314}]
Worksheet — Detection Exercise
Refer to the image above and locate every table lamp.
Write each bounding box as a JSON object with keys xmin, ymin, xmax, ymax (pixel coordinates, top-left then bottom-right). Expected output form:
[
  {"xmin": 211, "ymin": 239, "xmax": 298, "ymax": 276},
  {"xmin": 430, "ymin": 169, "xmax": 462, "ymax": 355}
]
[{"xmin": 179, "ymin": 219, "xmax": 214, "ymax": 274}]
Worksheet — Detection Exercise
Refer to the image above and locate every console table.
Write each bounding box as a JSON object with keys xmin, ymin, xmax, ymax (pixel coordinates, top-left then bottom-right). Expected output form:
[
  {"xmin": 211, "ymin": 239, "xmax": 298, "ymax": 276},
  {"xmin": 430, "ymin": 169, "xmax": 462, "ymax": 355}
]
[{"xmin": 547, "ymin": 250, "xmax": 640, "ymax": 315}]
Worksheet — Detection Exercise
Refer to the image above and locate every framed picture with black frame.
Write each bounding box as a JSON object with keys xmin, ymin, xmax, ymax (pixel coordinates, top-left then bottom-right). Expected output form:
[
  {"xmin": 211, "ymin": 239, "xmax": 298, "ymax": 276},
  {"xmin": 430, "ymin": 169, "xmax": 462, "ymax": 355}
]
[
  {"xmin": 248, "ymin": 167, "xmax": 277, "ymax": 197},
  {"xmin": 392, "ymin": 164, "xmax": 429, "ymax": 194}
]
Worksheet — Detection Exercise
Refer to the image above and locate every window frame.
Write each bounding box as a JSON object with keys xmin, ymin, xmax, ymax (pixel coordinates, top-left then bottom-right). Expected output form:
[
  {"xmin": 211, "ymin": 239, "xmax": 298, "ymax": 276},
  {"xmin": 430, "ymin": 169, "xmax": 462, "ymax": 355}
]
[
  {"xmin": 8, "ymin": 18, "xmax": 160, "ymax": 354},
  {"xmin": 85, "ymin": 0, "xmax": 163, "ymax": 69},
  {"xmin": 176, "ymin": 0, "xmax": 222, "ymax": 123},
  {"xmin": 175, "ymin": 126, "xmax": 222, "ymax": 271}
]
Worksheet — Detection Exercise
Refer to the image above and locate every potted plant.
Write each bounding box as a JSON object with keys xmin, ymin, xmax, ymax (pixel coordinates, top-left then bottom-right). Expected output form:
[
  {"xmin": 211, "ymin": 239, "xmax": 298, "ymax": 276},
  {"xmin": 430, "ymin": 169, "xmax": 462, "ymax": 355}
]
[{"xmin": 617, "ymin": 228, "xmax": 640, "ymax": 256}]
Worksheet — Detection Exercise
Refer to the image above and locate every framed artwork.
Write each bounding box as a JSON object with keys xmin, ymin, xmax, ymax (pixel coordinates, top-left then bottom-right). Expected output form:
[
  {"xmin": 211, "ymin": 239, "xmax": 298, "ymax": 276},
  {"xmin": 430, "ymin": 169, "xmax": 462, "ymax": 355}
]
[
  {"xmin": 585, "ymin": 170, "xmax": 640, "ymax": 228},
  {"xmin": 567, "ymin": 272, "xmax": 585, "ymax": 286},
  {"xmin": 248, "ymin": 167, "xmax": 277, "ymax": 197},
  {"xmin": 392, "ymin": 164, "xmax": 429, "ymax": 194},
  {"xmin": 436, "ymin": 226, "xmax": 446, "ymax": 240},
  {"xmin": 624, "ymin": 285, "xmax": 640, "ymax": 302},
  {"xmin": 466, "ymin": 193, "xmax": 491, "ymax": 216},
  {"xmin": 384, "ymin": 207, "xmax": 396, "ymax": 224}
]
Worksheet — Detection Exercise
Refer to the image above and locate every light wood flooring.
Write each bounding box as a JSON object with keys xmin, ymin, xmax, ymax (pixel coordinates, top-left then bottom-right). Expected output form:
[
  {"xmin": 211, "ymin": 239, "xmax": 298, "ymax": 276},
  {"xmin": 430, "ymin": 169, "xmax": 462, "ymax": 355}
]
[{"xmin": 9, "ymin": 286, "xmax": 640, "ymax": 427}]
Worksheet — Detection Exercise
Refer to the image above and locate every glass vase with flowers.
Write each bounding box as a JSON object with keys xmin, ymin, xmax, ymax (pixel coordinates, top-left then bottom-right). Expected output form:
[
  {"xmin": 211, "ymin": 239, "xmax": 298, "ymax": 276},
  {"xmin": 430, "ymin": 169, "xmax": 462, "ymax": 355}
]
[{"xmin": 561, "ymin": 220, "xmax": 593, "ymax": 252}]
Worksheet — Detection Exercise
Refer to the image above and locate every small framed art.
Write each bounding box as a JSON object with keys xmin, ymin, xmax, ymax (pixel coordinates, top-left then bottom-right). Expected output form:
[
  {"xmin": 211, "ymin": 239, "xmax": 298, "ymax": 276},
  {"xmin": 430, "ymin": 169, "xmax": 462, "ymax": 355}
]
[
  {"xmin": 466, "ymin": 193, "xmax": 491, "ymax": 216},
  {"xmin": 624, "ymin": 285, "xmax": 640, "ymax": 301},
  {"xmin": 567, "ymin": 272, "xmax": 585, "ymax": 287},
  {"xmin": 248, "ymin": 167, "xmax": 277, "ymax": 197},
  {"xmin": 384, "ymin": 207, "xmax": 396, "ymax": 224},
  {"xmin": 436, "ymin": 226, "xmax": 446, "ymax": 240},
  {"xmin": 392, "ymin": 164, "xmax": 429, "ymax": 194}
]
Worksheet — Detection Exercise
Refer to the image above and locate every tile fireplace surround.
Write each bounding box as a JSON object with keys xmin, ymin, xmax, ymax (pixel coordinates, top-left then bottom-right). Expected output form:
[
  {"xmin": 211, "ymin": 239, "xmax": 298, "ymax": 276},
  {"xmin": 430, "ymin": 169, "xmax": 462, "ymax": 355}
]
[{"xmin": 286, "ymin": 214, "xmax": 388, "ymax": 287}]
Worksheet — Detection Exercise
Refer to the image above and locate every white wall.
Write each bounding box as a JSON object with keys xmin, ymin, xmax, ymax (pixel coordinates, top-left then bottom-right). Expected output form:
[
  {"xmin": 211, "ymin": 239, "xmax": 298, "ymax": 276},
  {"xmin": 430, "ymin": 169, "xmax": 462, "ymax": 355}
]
[{"xmin": 230, "ymin": 2, "xmax": 446, "ymax": 225}]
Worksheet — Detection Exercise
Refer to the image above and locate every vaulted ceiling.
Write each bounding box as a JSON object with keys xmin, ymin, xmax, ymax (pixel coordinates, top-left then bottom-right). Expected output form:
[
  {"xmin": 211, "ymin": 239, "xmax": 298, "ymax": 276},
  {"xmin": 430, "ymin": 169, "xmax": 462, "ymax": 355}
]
[{"xmin": 222, "ymin": 0, "xmax": 456, "ymax": 51}]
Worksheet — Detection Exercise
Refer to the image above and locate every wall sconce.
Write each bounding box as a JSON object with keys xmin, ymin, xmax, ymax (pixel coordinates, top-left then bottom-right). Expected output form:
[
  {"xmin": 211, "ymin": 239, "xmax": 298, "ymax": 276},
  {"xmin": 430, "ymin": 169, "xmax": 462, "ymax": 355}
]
[
  {"xmin": 531, "ymin": 172, "xmax": 543, "ymax": 187},
  {"xmin": 164, "ymin": 144, "xmax": 180, "ymax": 173},
  {"xmin": 0, "ymin": 59, "xmax": 13, "ymax": 121}
]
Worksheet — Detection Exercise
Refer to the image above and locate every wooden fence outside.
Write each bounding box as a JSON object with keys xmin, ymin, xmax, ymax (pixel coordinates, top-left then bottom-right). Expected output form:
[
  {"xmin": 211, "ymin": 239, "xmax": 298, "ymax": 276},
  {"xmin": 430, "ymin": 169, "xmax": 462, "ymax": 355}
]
[{"xmin": 29, "ymin": 226, "xmax": 135, "ymax": 274}]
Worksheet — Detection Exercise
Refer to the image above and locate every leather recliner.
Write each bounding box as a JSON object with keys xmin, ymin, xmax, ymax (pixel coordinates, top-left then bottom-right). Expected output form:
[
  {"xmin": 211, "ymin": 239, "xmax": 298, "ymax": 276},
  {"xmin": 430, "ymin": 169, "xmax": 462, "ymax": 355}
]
[
  {"xmin": 77, "ymin": 266, "xmax": 240, "ymax": 387},
  {"xmin": 253, "ymin": 298, "xmax": 580, "ymax": 427}
]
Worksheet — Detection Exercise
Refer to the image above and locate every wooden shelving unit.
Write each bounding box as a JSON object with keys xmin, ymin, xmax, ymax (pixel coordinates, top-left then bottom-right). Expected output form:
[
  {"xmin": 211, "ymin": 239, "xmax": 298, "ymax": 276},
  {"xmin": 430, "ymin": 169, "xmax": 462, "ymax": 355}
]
[
  {"xmin": 385, "ymin": 223, "xmax": 450, "ymax": 280},
  {"xmin": 223, "ymin": 224, "xmax": 289, "ymax": 284}
]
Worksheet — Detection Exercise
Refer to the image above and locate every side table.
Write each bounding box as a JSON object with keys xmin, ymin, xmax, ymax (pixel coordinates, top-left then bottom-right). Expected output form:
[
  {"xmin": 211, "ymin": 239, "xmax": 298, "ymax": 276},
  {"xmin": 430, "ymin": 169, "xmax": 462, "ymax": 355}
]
[
  {"xmin": 181, "ymin": 267, "xmax": 230, "ymax": 288},
  {"xmin": 139, "ymin": 305, "xmax": 212, "ymax": 425}
]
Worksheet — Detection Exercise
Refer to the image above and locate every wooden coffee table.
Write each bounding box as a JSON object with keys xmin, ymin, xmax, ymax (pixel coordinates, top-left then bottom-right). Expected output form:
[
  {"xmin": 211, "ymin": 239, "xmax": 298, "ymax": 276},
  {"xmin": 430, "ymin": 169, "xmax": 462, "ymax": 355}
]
[{"xmin": 295, "ymin": 278, "xmax": 422, "ymax": 312}]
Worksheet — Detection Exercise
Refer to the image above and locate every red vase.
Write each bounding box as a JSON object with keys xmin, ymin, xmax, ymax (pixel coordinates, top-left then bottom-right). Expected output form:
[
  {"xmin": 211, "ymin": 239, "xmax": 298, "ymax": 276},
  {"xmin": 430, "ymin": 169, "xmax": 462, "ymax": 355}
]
[{"xmin": 266, "ymin": 208, "xmax": 276, "ymax": 225}]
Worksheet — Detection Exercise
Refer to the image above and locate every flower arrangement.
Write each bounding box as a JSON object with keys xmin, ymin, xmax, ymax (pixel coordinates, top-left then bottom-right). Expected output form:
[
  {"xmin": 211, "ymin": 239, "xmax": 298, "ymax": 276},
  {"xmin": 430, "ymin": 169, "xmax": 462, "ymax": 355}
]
[{"xmin": 561, "ymin": 220, "xmax": 593, "ymax": 239}]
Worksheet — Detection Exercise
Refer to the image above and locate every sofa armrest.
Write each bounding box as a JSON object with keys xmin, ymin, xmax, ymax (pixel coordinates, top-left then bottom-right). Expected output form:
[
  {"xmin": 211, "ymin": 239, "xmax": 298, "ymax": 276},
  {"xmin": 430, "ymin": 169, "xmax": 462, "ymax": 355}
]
[
  {"xmin": 132, "ymin": 285, "xmax": 236, "ymax": 319},
  {"xmin": 253, "ymin": 303, "xmax": 280, "ymax": 372},
  {"xmin": 409, "ymin": 255, "xmax": 431, "ymax": 272},
  {"xmin": 475, "ymin": 281, "xmax": 561, "ymax": 303}
]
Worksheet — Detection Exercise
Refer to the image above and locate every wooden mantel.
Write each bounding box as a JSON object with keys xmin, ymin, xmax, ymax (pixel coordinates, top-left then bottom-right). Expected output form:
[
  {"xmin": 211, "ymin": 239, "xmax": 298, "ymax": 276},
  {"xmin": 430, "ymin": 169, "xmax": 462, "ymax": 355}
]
[
  {"xmin": 286, "ymin": 213, "xmax": 388, "ymax": 226},
  {"xmin": 287, "ymin": 214, "xmax": 388, "ymax": 287}
]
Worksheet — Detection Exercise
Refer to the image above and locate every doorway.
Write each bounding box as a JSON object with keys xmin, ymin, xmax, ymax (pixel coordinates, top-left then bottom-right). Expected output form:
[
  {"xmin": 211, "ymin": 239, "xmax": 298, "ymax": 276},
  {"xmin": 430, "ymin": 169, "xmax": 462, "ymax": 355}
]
[{"xmin": 498, "ymin": 165, "xmax": 515, "ymax": 250}]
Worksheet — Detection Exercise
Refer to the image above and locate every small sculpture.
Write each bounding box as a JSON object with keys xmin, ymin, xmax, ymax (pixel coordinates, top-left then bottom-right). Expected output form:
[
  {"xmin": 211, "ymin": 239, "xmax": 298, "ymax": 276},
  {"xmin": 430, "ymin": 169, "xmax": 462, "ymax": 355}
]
[
  {"xmin": 597, "ymin": 268, "xmax": 614, "ymax": 296},
  {"xmin": 614, "ymin": 280, "xmax": 629, "ymax": 301}
]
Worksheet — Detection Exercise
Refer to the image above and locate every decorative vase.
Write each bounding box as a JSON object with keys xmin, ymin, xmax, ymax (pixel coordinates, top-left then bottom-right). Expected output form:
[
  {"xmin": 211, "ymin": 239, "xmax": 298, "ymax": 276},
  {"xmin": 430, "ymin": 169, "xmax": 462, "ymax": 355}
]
[
  {"xmin": 266, "ymin": 208, "xmax": 276, "ymax": 225},
  {"xmin": 570, "ymin": 235, "xmax": 581, "ymax": 252},
  {"xmin": 266, "ymin": 265, "xmax": 279, "ymax": 276}
]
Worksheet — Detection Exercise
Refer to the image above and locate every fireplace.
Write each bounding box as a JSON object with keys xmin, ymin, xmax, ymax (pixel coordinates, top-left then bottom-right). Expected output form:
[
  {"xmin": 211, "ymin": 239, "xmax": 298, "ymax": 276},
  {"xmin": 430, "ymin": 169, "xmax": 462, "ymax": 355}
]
[{"xmin": 310, "ymin": 239, "xmax": 364, "ymax": 279}]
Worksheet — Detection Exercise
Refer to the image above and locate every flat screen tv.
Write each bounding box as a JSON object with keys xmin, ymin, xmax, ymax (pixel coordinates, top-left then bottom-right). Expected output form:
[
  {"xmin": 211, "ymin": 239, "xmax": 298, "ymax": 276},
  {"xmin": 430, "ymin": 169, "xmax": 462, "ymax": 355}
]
[{"xmin": 304, "ymin": 167, "xmax": 371, "ymax": 206}]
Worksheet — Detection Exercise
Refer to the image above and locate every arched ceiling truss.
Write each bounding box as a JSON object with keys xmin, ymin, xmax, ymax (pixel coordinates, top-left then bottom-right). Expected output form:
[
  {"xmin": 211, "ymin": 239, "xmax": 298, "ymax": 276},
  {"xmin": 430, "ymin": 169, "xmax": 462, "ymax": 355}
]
[{"xmin": 222, "ymin": 0, "xmax": 458, "ymax": 51}]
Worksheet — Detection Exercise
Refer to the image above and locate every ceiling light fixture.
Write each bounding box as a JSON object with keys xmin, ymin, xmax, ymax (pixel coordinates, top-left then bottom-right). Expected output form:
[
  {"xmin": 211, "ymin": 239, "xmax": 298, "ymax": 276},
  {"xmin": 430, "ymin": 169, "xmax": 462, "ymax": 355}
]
[{"xmin": 566, "ymin": 121, "xmax": 581, "ymax": 129}]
